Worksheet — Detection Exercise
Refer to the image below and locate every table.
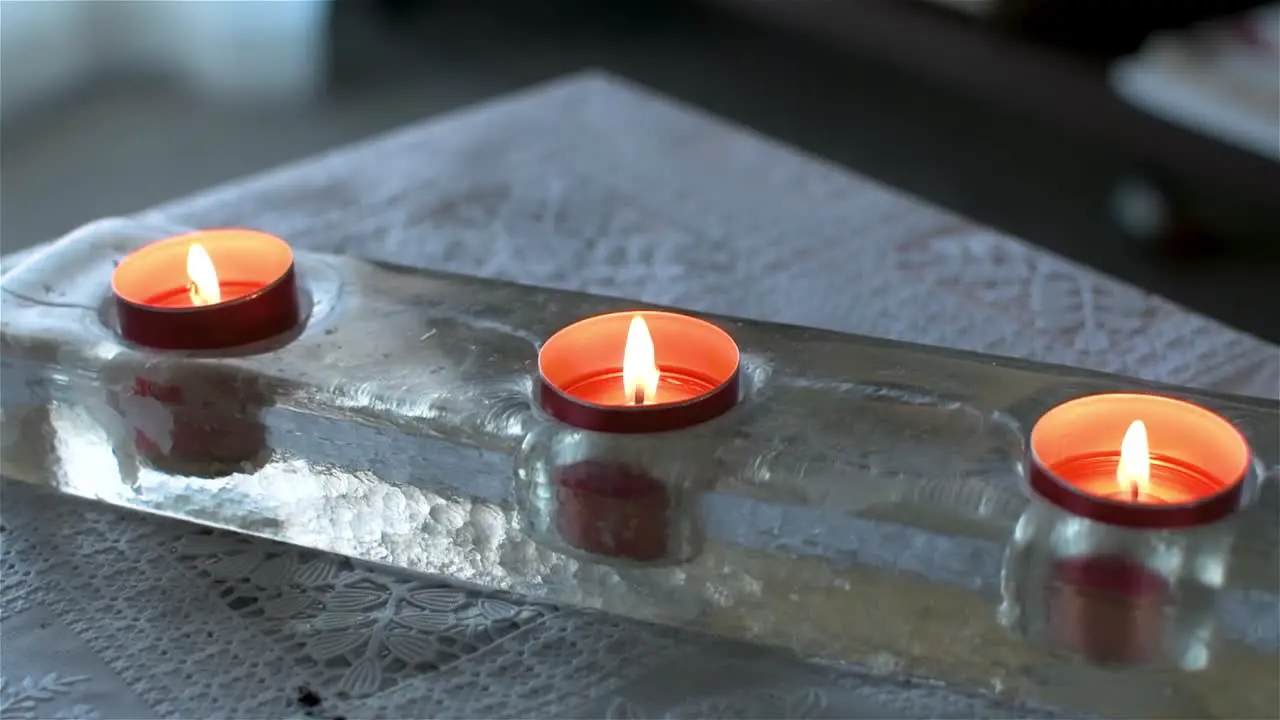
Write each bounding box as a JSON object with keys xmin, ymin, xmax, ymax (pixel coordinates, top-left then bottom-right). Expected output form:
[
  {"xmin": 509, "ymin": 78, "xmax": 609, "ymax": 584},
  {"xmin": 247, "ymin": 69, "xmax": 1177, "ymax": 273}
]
[{"xmin": 2, "ymin": 71, "xmax": 1275, "ymax": 720}]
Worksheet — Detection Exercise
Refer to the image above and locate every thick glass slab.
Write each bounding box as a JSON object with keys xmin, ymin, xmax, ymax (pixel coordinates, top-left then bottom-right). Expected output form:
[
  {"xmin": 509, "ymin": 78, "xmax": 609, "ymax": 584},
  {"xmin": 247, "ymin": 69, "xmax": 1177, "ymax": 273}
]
[{"xmin": 3, "ymin": 218, "xmax": 1277, "ymax": 718}]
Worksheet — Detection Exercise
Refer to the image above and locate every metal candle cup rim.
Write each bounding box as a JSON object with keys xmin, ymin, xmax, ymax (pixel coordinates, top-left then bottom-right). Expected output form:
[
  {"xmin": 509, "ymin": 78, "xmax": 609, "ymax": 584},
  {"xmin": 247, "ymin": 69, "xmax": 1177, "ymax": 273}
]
[
  {"xmin": 111, "ymin": 229, "xmax": 301, "ymax": 351},
  {"xmin": 537, "ymin": 310, "xmax": 741, "ymax": 433},
  {"xmin": 1028, "ymin": 393, "xmax": 1251, "ymax": 528}
]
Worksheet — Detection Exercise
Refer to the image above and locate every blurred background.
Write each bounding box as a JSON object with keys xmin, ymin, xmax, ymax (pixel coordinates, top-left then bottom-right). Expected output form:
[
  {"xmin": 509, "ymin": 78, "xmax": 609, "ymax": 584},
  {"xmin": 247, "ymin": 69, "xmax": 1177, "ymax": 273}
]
[{"xmin": 2, "ymin": 0, "xmax": 1277, "ymax": 340}]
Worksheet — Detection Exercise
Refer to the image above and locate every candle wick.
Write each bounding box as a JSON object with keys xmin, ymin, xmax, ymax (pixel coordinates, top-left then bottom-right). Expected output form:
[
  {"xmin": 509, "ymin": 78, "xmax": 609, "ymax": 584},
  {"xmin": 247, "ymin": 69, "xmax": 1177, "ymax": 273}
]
[
  {"xmin": 633, "ymin": 386, "xmax": 645, "ymax": 406},
  {"xmin": 1129, "ymin": 483, "xmax": 1139, "ymax": 503}
]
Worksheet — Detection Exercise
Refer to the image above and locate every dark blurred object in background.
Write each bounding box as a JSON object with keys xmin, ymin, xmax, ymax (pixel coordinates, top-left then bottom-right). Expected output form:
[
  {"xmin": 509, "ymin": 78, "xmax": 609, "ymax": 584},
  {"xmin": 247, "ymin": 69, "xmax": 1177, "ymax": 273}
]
[
  {"xmin": 370, "ymin": 0, "xmax": 682, "ymax": 31},
  {"xmin": 993, "ymin": 0, "xmax": 1273, "ymax": 57},
  {"xmin": 708, "ymin": 0, "xmax": 1279, "ymax": 262}
]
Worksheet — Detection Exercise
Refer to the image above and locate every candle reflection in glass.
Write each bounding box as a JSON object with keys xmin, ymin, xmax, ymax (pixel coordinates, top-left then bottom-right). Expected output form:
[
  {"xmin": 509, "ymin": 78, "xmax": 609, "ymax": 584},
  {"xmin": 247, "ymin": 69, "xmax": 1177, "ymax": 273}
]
[{"xmin": 106, "ymin": 362, "xmax": 272, "ymax": 478}]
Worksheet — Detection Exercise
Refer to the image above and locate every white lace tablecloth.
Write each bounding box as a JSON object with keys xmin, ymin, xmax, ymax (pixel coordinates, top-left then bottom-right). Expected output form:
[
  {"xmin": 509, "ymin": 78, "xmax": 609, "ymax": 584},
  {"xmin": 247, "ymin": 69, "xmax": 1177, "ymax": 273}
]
[{"xmin": 2, "ymin": 71, "xmax": 1276, "ymax": 720}]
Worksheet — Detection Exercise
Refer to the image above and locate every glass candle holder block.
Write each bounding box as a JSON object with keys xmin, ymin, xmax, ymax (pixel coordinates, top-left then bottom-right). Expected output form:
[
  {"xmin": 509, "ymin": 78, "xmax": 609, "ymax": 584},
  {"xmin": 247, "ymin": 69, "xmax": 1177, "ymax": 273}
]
[{"xmin": 2, "ymin": 217, "xmax": 1277, "ymax": 719}]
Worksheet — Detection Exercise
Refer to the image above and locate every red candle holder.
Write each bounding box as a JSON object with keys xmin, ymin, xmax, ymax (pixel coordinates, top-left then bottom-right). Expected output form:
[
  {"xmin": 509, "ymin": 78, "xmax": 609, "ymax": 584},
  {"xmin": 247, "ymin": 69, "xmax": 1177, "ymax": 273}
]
[
  {"xmin": 529, "ymin": 311, "xmax": 740, "ymax": 564},
  {"xmin": 1028, "ymin": 393, "xmax": 1250, "ymax": 529},
  {"xmin": 1005, "ymin": 393, "xmax": 1254, "ymax": 666},
  {"xmin": 537, "ymin": 310, "xmax": 740, "ymax": 434},
  {"xmin": 111, "ymin": 229, "xmax": 300, "ymax": 350}
]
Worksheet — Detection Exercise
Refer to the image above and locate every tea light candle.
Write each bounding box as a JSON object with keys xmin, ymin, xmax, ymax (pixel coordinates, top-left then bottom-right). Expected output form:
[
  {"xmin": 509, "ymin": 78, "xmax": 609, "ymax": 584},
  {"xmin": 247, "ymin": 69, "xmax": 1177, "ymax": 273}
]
[
  {"xmin": 536, "ymin": 311, "xmax": 738, "ymax": 562},
  {"xmin": 111, "ymin": 229, "xmax": 300, "ymax": 350},
  {"xmin": 1028, "ymin": 393, "xmax": 1250, "ymax": 528},
  {"xmin": 1027, "ymin": 393, "xmax": 1252, "ymax": 664},
  {"xmin": 537, "ymin": 310, "xmax": 740, "ymax": 433}
]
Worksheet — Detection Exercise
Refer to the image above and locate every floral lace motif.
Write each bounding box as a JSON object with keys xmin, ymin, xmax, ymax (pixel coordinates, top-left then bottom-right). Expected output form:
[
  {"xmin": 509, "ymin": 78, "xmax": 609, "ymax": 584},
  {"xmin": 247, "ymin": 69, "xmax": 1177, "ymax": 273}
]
[
  {"xmin": 1, "ymin": 482, "xmax": 557, "ymax": 718},
  {"xmin": 0, "ymin": 675, "xmax": 98, "ymax": 720},
  {"xmin": 171, "ymin": 529, "xmax": 557, "ymax": 698}
]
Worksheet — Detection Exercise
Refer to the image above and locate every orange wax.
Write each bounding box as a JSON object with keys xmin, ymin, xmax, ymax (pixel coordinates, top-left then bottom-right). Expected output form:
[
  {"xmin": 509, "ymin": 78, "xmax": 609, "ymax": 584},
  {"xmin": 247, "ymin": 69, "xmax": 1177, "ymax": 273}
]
[
  {"xmin": 113, "ymin": 229, "xmax": 293, "ymax": 309},
  {"xmin": 562, "ymin": 371, "xmax": 715, "ymax": 406},
  {"xmin": 1049, "ymin": 454, "xmax": 1219, "ymax": 505},
  {"xmin": 143, "ymin": 282, "xmax": 266, "ymax": 308}
]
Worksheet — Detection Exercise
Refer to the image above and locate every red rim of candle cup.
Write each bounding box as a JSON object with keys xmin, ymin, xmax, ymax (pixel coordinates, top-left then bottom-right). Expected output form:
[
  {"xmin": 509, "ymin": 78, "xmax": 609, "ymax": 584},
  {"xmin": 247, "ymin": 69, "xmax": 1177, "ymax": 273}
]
[
  {"xmin": 1028, "ymin": 393, "xmax": 1251, "ymax": 528},
  {"xmin": 538, "ymin": 310, "xmax": 741, "ymax": 434},
  {"xmin": 111, "ymin": 229, "xmax": 300, "ymax": 351}
]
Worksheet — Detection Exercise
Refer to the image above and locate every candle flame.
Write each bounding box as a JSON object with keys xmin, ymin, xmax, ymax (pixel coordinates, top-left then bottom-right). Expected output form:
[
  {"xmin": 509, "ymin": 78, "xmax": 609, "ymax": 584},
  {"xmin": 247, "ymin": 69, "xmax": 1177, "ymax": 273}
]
[
  {"xmin": 622, "ymin": 315, "xmax": 660, "ymax": 406},
  {"xmin": 186, "ymin": 243, "xmax": 221, "ymax": 306},
  {"xmin": 1117, "ymin": 420, "xmax": 1150, "ymax": 500}
]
